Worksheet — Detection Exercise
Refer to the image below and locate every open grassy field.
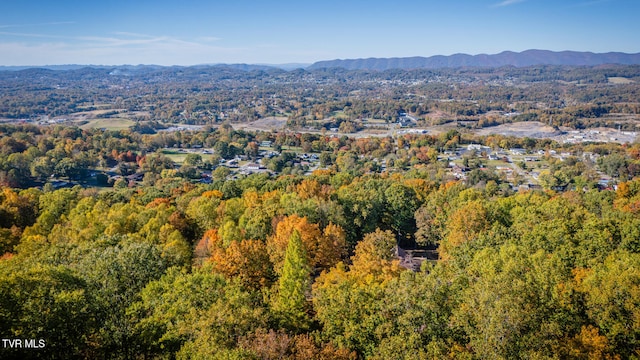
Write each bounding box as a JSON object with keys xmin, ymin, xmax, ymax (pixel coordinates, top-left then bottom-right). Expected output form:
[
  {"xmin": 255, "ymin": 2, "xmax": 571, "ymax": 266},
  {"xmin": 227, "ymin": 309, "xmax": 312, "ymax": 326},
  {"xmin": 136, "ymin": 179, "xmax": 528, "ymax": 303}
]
[
  {"xmin": 79, "ymin": 118, "xmax": 135, "ymax": 130},
  {"xmin": 72, "ymin": 109, "xmax": 126, "ymax": 117},
  {"xmin": 363, "ymin": 118, "xmax": 390, "ymax": 124},
  {"xmin": 281, "ymin": 145, "xmax": 304, "ymax": 152},
  {"xmin": 608, "ymin": 77, "xmax": 635, "ymax": 84},
  {"xmin": 161, "ymin": 152, "xmax": 189, "ymax": 164},
  {"xmin": 161, "ymin": 149, "xmax": 217, "ymax": 165},
  {"xmin": 330, "ymin": 111, "xmax": 349, "ymax": 120}
]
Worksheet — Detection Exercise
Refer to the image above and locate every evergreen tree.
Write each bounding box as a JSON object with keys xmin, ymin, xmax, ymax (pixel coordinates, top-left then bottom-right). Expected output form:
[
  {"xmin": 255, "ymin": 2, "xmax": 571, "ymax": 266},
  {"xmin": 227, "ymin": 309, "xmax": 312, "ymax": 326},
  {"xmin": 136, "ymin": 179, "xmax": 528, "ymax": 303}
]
[{"xmin": 273, "ymin": 229, "xmax": 312, "ymax": 331}]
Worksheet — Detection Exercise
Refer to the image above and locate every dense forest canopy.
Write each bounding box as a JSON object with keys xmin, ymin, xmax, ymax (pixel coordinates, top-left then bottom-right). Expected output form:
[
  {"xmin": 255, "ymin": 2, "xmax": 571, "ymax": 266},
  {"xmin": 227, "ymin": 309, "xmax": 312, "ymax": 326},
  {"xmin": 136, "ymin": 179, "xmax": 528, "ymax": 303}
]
[{"xmin": 2, "ymin": 158, "xmax": 640, "ymax": 358}]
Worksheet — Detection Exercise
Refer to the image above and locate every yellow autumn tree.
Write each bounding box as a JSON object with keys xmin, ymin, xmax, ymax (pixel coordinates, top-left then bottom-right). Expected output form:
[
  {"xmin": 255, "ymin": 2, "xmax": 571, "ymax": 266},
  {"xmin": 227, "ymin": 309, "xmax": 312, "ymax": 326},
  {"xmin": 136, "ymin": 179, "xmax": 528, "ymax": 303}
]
[
  {"xmin": 560, "ymin": 325, "xmax": 620, "ymax": 360},
  {"xmin": 296, "ymin": 179, "xmax": 323, "ymax": 200},
  {"xmin": 349, "ymin": 229, "xmax": 402, "ymax": 281},
  {"xmin": 315, "ymin": 222, "xmax": 348, "ymax": 271},
  {"xmin": 439, "ymin": 200, "xmax": 489, "ymax": 261}
]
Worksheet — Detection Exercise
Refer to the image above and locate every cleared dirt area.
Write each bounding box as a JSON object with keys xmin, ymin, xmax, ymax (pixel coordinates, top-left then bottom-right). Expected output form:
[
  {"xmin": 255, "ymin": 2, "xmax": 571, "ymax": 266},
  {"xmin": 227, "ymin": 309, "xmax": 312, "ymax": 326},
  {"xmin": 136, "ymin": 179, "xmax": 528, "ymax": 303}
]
[
  {"xmin": 475, "ymin": 121, "xmax": 638, "ymax": 143},
  {"xmin": 558, "ymin": 127, "xmax": 638, "ymax": 144},
  {"xmin": 608, "ymin": 77, "xmax": 635, "ymax": 84},
  {"xmin": 67, "ymin": 109, "xmax": 128, "ymax": 121},
  {"xmin": 476, "ymin": 121, "xmax": 561, "ymax": 138},
  {"xmin": 424, "ymin": 111, "xmax": 455, "ymax": 125},
  {"xmin": 233, "ymin": 117, "xmax": 287, "ymax": 132}
]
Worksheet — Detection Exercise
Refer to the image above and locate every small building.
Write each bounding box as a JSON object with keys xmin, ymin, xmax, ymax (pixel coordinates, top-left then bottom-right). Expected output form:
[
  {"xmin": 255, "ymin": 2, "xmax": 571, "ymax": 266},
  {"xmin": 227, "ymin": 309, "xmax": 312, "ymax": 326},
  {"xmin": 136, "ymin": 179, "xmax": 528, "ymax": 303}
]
[
  {"xmin": 245, "ymin": 163, "xmax": 262, "ymax": 171},
  {"xmin": 398, "ymin": 117, "xmax": 415, "ymax": 127},
  {"xmin": 126, "ymin": 173, "xmax": 144, "ymax": 182},
  {"xmin": 50, "ymin": 180, "xmax": 74, "ymax": 189}
]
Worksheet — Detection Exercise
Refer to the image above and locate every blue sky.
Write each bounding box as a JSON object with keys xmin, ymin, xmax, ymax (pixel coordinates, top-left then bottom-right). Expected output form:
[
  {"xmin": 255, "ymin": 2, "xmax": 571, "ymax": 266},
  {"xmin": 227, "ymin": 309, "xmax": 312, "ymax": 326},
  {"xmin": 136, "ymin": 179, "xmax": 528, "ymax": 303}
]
[{"xmin": 0, "ymin": 0, "xmax": 638, "ymax": 66}]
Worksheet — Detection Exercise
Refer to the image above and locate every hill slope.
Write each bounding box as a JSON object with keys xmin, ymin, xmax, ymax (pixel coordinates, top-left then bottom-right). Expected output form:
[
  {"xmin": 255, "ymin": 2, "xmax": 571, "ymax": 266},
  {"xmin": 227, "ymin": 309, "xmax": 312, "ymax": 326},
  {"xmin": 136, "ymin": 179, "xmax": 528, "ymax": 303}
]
[{"xmin": 307, "ymin": 50, "xmax": 640, "ymax": 70}]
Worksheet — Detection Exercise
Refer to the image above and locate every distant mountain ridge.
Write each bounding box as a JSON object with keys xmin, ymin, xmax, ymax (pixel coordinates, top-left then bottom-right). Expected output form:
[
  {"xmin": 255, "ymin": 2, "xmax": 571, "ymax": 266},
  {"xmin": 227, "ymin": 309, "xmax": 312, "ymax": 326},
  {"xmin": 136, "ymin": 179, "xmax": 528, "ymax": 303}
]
[
  {"xmin": 2, "ymin": 50, "xmax": 640, "ymax": 72},
  {"xmin": 307, "ymin": 50, "xmax": 640, "ymax": 70}
]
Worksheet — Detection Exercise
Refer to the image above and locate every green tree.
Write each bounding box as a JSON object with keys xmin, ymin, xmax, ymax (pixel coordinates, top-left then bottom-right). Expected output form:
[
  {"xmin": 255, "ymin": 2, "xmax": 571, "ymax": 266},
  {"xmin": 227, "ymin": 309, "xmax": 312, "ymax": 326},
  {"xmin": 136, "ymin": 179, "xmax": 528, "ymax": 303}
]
[
  {"xmin": 0, "ymin": 263, "xmax": 94, "ymax": 359},
  {"xmin": 273, "ymin": 230, "xmax": 312, "ymax": 332},
  {"xmin": 183, "ymin": 153, "xmax": 203, "ymax": 167},
  {"xmin": 384, "ymin": 183, "xmax": 420, "ymax": 241},
  {"xmin": 75, "ymin": 241, "xmax": 168, "ymax": 359},
  {"xmin": 597, "ymin": 153, "xmax": 628, "ymax": 178},
  {"xmin": 452, "ymin": 245, "xmax": 573, "ymax": 359},
  {"xmin": 370, "ymin": 268, "xmax": 462, "ymax": 360},
  {"xmin": 30, "ymin": 156, "xmax": 54, "ymax": 181},
  {"xmin": 215, "ymin": 141, "xmax": 233, "ymax": 160},
  {"xmin": 54, "ymin": 157, "xmax": 81, "ymax": 178},
  {"xmin": 320, "ymin": 152, "xmax": 334, "ymax": 167},
  {"xmin": 130, "ymin": 266, "xmax": 266, "ymax": 358},
  {"xmin": 185, "ymin": 195, "xmax": 222, "ymax": 236},
  {"xmin": 312, "ymin": 263, "xmax": 388, "ymax": 357},
  {"xmin": 577, "ymin": 251, "xmax": 640, "ymax": 357},
  {"xmin": 23, "ymin": 187, "xmax": 78, "ymax": 237},
  {"xmin": 336, "ymin": 179, "xmax": 387, "ymax": 244},
  {"xmin": 212, "ymin": 166, "xmax": 231, "ymax": 181}
]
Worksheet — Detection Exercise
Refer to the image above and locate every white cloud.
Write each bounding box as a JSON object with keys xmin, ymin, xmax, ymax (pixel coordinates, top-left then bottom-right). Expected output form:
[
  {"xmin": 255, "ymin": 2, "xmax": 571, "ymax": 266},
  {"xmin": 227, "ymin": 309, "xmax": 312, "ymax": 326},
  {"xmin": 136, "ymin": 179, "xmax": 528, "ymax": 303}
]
[
  {"xmin": 0, "ymin": 21, "xmax": 75, "ymax": 29},
  {"xmin": 0, "ymin": 34, "xmax": 251, "ymax": 66},
  {"xmin": 0, "ymin": 30, "xmax": 325, "ymax": 65},
  {"xmin": 0, "ymin": 31, "xmax": 68, "ymax": 39},
  {"xmin": 77, "ymin": 35, "xmax": 171, "ymax": 47}
]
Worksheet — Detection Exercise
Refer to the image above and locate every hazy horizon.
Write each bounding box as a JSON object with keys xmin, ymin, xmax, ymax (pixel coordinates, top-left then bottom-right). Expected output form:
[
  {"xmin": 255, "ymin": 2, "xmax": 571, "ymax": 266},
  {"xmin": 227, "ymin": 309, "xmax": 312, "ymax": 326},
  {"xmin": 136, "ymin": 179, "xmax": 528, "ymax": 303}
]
[
  {"xmin": 1, "ymin": 0, "xmax": 639, "ymax": 66},
  {"xmin": 3, "ymin": 49, "xmax": 640, "ymax": 69}
]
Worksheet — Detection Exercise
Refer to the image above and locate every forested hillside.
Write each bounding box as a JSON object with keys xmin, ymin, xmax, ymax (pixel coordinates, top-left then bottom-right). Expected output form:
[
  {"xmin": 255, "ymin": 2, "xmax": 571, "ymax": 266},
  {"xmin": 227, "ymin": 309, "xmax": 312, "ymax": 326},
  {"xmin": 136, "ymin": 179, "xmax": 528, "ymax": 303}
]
[
  {"xmin": 307, "ymin": 50, "xmax": 640, "ymax": 70},
  {"xmin": 1, "ymin": 124, "xmax": 640, "ymax": 358}
]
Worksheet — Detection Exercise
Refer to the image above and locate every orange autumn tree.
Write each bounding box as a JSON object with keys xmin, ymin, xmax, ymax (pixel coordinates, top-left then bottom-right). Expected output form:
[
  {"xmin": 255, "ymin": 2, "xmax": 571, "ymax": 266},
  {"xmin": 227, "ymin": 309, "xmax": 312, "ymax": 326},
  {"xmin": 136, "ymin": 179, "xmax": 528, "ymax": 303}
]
[
  {"xmin": 614, "ymin": 179, "xmax": 640, "ymax": 214},
  {"xmin": 194, "ymin": 229, "xmax": 221, "ymax": 263},
  {"xmin": 209, "ymin": 239, "xmax": 274, "ymax": 289},
  {"xmin": 267, "ymin": 215, "xmax": 347, "ymax": 275},
  {"xmin": 268, "ymin": 215, "xmax": 321, "ymax": 275},
  {"xmin": 560, "ymin": 326, "xmax": 620, "ymax": 360}
]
